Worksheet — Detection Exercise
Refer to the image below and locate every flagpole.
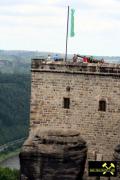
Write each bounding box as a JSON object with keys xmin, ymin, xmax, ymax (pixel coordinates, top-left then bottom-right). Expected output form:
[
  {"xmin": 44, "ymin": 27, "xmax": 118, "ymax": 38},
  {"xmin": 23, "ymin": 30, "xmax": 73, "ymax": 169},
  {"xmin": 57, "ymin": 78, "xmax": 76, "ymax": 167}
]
[{"xmin": 65, "ymin": 6, "xmax": 69, "ymax": 62}]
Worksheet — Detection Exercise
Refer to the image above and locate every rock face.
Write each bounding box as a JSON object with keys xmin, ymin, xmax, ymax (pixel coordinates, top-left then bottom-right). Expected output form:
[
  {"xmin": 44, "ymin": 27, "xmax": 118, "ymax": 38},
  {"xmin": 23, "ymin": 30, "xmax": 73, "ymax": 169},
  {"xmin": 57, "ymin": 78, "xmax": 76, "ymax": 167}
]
[
  {"xmin": 19, "ymin": 129, "xmax": 87, "ymax": 180},
  {"xmin": 113, "ymin": 144, "xmax": 120, "ymax": 179}
]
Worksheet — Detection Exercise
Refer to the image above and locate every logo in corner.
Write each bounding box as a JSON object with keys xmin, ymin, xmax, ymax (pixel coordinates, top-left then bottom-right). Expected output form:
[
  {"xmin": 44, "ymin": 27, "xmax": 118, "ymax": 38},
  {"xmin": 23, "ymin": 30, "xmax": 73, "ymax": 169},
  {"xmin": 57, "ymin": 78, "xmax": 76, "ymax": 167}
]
[
  {"xmin": 102, "ymin": 162, "xmax": 115, "ymax": 175},
  {"xmin": 89, "ymin": 161, "xmax": 117, "ymax": 177}
]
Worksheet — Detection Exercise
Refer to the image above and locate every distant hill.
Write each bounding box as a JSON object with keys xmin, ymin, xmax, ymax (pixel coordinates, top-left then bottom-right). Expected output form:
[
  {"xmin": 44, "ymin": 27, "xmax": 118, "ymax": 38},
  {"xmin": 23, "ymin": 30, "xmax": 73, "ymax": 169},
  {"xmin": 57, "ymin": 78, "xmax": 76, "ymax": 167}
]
[
  {"xmin": 0, "ymin": 50, "xmax": 34, "ymax": 74},
  {"xmin": 0, "ymin": 50, "xmax": 66, "ymax": 74},
  {"xmin": 0, "ymin": 50, "xmax": 120, "ymax": 74}
]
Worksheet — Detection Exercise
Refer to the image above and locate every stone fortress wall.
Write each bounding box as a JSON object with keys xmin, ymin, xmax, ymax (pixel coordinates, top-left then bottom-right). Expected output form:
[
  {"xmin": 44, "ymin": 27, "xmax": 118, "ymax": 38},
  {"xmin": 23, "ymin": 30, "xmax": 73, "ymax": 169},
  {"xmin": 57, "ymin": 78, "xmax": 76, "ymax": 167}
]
[{"xmin": 30, "ymin": 59, "xmax": 120, "ymax": 161}]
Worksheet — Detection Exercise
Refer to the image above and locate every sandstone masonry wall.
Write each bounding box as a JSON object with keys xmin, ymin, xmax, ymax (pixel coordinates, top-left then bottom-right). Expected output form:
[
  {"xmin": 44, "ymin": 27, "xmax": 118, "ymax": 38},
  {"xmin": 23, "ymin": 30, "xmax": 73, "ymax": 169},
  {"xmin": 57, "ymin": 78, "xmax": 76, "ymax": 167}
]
[{"xmin": 30, "ymin": 60, "xmax": 120, "ymax": 160}]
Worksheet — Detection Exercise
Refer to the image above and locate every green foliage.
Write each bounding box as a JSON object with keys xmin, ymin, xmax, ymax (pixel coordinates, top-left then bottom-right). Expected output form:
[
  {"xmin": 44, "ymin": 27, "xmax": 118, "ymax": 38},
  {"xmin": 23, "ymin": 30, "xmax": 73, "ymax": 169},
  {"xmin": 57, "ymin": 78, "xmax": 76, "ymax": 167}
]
[
  {"xmin": 0, "ymin": 167, "xmax": 19, "ymax": 180},
  {"xmin": 0, "ymin": 74, "xmax": 31, "ymax": 145}
]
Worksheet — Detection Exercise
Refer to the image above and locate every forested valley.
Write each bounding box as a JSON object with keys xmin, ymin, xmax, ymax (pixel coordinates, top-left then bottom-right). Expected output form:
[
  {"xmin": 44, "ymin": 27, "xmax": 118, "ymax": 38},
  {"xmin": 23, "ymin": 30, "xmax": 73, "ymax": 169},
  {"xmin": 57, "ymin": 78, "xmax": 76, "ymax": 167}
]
[{"xmin": 0, "ymin": 74, "xmax": 30, "ymax": 144}]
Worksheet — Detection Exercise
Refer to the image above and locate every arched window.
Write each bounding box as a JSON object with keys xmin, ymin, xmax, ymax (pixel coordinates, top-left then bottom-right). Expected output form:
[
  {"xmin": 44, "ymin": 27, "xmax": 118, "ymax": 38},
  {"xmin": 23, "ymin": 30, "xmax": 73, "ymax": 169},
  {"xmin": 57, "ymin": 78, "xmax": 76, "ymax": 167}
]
[{"xmin": 99, "ymin": 100, "xmax": 106, "ymax": 111}]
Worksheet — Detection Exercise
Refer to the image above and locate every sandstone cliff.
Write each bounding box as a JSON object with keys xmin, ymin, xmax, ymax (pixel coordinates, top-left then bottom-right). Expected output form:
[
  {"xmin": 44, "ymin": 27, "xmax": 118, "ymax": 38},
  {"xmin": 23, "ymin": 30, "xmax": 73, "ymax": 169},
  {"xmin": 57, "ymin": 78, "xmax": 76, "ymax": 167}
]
[{"xmin": 20, "ymin": 129, "xmax": 87, "ymax": 180}]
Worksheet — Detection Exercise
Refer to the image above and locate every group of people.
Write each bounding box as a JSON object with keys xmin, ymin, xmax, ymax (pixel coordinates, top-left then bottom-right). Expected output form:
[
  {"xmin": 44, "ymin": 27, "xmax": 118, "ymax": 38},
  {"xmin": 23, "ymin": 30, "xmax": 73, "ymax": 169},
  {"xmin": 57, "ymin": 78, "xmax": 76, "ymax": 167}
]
[
  {"xmin": 73, "ymin": 54, "xmax": 104, "ymax": 64},
  {"xmin": 47, "ymin": 54, "xmax": 63, "ymax": 61},
  {"xmin": 46, "ymin": 54, "xmax": 104, "ymax": 64}
]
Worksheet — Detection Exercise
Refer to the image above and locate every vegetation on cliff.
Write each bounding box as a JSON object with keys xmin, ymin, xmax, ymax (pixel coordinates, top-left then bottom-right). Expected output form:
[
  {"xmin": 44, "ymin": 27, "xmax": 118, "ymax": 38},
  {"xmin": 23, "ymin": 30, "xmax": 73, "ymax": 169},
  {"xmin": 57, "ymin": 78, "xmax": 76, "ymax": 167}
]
[{"xmin": 0, "ymin": 167, "xmax": 19, "ymax": 180}]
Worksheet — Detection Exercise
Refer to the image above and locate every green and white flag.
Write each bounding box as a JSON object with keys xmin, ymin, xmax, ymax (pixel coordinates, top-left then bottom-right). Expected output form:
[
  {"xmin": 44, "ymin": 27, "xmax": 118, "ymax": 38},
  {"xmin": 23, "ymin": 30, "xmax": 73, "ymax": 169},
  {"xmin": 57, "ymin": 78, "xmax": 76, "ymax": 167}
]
[{"xmin": 70, "ymin": 8, "xmax": 75, "ymax": 37}]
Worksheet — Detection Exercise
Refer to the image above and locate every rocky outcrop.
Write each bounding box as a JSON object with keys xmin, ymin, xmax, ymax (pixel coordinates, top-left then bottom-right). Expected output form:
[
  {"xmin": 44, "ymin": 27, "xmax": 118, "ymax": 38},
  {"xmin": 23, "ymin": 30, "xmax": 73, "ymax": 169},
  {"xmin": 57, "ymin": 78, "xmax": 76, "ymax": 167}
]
[
  {"xmin": 113, "ymin": 144, "xmax": 120, "ymax": 179},
  {"xmin": 19, "ymin": 129, "xmax": 87, "ymax": 180}
]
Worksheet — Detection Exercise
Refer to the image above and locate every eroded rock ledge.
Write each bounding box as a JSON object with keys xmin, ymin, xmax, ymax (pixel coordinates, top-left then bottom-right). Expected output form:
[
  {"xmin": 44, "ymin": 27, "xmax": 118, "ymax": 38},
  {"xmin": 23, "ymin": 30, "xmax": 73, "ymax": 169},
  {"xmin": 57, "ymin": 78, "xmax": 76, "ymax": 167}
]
[{"xmin": 20, "ymin": 129, "xmax": 87, "ymax": 180}]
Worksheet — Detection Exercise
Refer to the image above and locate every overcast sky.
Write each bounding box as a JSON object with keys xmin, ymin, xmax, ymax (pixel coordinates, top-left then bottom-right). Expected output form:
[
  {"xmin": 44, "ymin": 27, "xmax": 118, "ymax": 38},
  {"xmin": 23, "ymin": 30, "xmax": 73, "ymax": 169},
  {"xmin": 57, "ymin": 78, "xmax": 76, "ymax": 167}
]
[{"xmin": 0, "ymin": 0, "xmax": 120, "ymax": 56}]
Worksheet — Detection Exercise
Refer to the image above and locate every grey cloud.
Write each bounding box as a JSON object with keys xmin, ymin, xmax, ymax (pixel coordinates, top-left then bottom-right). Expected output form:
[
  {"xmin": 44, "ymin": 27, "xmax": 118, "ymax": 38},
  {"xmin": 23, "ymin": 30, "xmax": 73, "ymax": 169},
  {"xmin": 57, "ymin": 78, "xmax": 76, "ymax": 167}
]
[
  {"xmin": 114, "ymin": 0, "xmax": 120, "ymax": 2},
  {"xmin": 0, "ymin": 11, "xmax": 56, "ymax": 17},
  {"xmin": 103, "ymin": 12, "xmax": 120, "ymax": 20},
  {"xmin": 52, "ymin": 0, "xmax": 94, "ymax": 10},
  {"xmin": 0, "ymin": 0, "xmax": 48, "ymax": 6}
]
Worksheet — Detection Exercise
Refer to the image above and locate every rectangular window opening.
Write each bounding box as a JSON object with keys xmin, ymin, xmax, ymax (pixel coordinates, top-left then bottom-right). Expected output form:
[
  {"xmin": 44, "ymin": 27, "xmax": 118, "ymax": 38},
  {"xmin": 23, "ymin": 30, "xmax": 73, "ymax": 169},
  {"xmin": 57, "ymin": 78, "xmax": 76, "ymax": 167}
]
[
  {"xmin": 99, "ymin": 100, "xmax": 106, "ymax": 112},
  {"xmin": 63, "ymin": 98, "xmax": 70, "ymax": 109}
]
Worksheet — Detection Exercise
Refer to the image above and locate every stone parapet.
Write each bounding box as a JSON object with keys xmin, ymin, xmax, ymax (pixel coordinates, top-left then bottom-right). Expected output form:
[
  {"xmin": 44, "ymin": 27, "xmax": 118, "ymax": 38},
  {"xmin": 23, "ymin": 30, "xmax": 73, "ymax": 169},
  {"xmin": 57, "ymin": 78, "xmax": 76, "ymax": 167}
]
[{"xmin": 31, "ymin": 59, "xmax": 120, "ymax": 76}]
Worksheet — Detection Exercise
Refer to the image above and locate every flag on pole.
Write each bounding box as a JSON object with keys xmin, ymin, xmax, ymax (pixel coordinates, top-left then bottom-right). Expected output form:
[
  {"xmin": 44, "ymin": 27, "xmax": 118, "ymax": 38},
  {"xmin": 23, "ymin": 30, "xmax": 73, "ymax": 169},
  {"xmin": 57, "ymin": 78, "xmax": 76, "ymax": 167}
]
[
  {"xmin": 70, "ymin": 8, "xmax": 75, "ymax": 37},
  {"xmin": 65, "ymin": 6, "xmax": 75, "ymax": 61}
]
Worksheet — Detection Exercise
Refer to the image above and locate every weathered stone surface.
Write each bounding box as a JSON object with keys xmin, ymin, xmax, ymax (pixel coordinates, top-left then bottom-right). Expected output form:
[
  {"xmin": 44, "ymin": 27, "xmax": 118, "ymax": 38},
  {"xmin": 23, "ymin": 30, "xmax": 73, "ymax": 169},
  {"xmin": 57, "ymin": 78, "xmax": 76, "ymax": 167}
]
[
  {"xmin": 113, "ymin": 144, "xmax": 120, "ymax": 179},
  {"xmin": 20, "ymin": 129, "xmax": 87, "ymax": 180},
  {"xmin": 30, "ymin": 60, "xmax": 120, "ymax": 160}
]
